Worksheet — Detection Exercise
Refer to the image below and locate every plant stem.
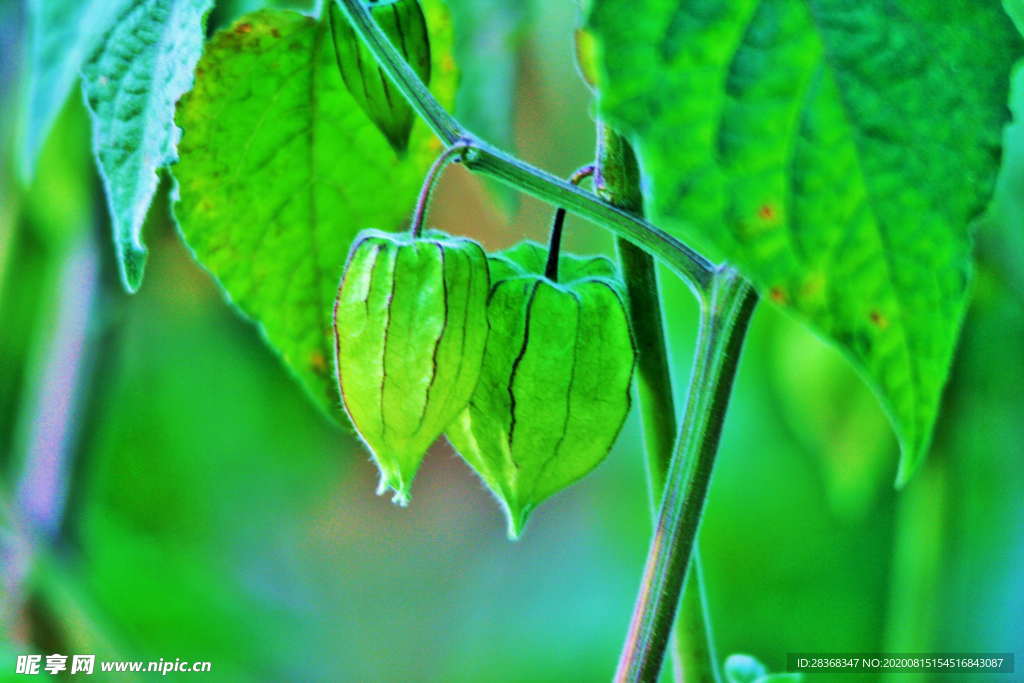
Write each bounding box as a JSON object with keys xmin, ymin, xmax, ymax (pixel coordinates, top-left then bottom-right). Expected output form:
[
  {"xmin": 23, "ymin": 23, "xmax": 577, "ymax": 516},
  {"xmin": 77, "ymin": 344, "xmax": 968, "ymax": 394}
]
[
  {"xmin": 467, "ymin": 143, "xmax": 712, "ymax": 293},
  {"xmin": 596, "ymin": 124, "xmax": 720, "ymax": 683},
  {"xmin": 615, "ymin": 269, "xmax": 757, "ymax": 682},
  {"xmin": 594, "ymin": 124, "xmax": 673, "ymax": 506},
  {"xmin": 410, "ymin": 140, "xmax": 472, "ymax": 237},
  {"xmin": 336, "ymin": 3, "xmax": 757, "ymax": 679},
  {"xmin": 4, "ymin": 229, "xmax": 104, "ymax": 644},
  {"xmin": 335, "ymin": 0, "xmax": 714, "ymax": 295},
  {"xmin": 673, "ymin": 560, "xmax": 717, "ymax": 683}
]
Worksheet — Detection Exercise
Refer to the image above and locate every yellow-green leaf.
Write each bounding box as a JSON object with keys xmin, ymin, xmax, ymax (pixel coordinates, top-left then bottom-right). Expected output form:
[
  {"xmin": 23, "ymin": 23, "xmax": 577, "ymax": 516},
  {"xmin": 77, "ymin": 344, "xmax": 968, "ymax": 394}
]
[{"xmin": 171, "ymin": 7, "xmax": 456, "ymax": 422}]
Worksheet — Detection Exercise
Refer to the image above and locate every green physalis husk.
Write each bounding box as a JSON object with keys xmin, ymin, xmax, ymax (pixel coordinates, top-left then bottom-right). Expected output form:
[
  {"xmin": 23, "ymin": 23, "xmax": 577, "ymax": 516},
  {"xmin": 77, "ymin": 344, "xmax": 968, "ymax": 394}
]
[
  {"xmin": 446, "ymin": 241, "xmax": 636, "ymax": 538},
  {"xmin": 329, "ymin": 0, "xmax": 431, "ymax": 155},
  {"xmin": 334, "ymin": 228, "xmax": 489, "ymax": 505}
]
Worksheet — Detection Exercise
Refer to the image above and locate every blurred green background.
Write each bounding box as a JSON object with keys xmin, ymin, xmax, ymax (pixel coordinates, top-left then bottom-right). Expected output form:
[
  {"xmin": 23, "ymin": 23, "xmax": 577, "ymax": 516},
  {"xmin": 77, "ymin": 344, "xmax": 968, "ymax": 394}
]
[{"xmin": 1, "ymin": 1, "xmax": 1022, "ymax": 681}]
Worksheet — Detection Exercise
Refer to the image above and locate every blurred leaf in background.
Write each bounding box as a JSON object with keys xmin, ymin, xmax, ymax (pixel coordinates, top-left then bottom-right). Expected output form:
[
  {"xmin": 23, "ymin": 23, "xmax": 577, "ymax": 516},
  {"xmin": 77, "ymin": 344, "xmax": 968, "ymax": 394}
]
[
  {"xmin": 1, "ymin": 98, "xmax": 94, "ymax": 477},
  {"xmin": 928, "ymin": 62, "xmax": 1024, "ymax": 655},
  {"xmin": 17, "ymin": 0, "xmax": 129, "ymax": 181},
  {"xmin": 81, "ymin": 0, "xmax": 213, "ymax": 291},
  {"xmin": 762, "ymin": 315, "xmax": 894, "ymax": 521},
  {"xmin": 74, "ymin": 210, "xmax": 351, "ymax": 678}
]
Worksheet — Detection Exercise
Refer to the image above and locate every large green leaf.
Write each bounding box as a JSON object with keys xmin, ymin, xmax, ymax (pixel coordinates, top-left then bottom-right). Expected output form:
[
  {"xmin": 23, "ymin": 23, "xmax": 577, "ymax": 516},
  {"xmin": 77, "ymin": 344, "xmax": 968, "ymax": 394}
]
[
  {"xmin": 19, "ymin": 0, "xmax": 130, "ymax": 180},
  {"xmin": 587, "ymin": 0, "xmax": 1021, "ymax": 483},
  {"xmin": 82, "ymin": 0, "xmax": 213, "ymax": 292},
  {"xmin": 171, "ymin": 7, "xmax": 456, "ymax": 422}
]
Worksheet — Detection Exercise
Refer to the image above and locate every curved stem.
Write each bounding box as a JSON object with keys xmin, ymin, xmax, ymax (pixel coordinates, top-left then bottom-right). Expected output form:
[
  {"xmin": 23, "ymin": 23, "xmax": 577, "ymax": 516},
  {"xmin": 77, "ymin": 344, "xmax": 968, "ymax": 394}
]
[
  {"xmin": 410, "ymin": 140, "xmax": 472, "ymax": 237},
  {"xmin": 466, "ymin": 142, "xmax": 713, "ymax": 294},
  {"xmin": 615, "ymin": 269, "xmax": 757, "ymax": 682},
  {"xmin": 334, "ymin": 0, "xmax": 714, "ymax": 295}
]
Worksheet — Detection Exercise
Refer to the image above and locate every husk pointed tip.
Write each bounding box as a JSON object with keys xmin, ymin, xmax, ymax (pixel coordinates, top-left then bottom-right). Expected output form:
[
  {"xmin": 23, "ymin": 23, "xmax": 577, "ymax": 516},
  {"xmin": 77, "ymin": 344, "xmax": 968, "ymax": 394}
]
[
  {"xmin": 504, "ymin": 503, "xmax": 533, "ymax": 541},
  {"xmin": 375, "ymin": 469, "xmax": 413, "ymax": 507}
]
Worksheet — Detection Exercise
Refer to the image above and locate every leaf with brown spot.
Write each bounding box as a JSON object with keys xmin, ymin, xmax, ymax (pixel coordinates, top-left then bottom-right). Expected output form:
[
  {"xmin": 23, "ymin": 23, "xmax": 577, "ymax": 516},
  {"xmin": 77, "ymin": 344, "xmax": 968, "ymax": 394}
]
[
  {"xmin": 589, "ymin": 0, "xmax": 1022, "ymax": 482},
  {"xmin": 171, "ymin": 7, "xmax": 456, "ymax": 423}
]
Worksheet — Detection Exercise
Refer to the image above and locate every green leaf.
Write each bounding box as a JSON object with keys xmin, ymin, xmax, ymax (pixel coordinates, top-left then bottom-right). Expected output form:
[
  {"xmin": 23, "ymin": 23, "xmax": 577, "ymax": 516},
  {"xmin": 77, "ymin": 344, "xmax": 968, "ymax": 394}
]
[
  {"xmin": 588, "ymin": 0, "xmax": 1022, "ymax": 483},
  {"xmin": 81, "ymin": 0, "xmax": 213, "ymax": 292},
  {"xmin": 19, "ymin": 0, "xmax": 130, "ymax": 181},
  {"xmin": 171, "ymin": 7, "xmax": 456, "ymax": 422}
]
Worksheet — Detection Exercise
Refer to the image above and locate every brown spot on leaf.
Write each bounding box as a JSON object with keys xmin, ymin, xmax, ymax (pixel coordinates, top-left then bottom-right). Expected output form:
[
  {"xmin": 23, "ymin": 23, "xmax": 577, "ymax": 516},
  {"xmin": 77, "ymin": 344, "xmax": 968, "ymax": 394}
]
[
  {"xmin": 769, "ymin": 286, "xmax": 787, "ymax": 304},
  {"xmin": 235, "ymin": 22, "xmax": 253, "ymax": 34},
  {"xmin": 271, "ymin": 28, "xmax": 281, "ymax": 38},
  {"xmin": 310, "ymin": 351, "xmax": 327, "ymax": 374},
  {"xmin": 757, "ymin": 203, "xmax": 778, "ymax": 222},
  {"xmin": 869, "ymin": 310, "xmax": 889, "ymax": 329},
  {"xmin": 801, "ymin": 272, "xmax": 825, "ymax": 299}
]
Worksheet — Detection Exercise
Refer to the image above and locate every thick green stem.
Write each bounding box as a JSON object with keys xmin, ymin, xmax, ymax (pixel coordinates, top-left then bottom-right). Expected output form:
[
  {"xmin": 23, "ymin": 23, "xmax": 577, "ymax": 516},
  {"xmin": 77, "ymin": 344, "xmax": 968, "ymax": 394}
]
[
  {"xmin": 334, "ymin": 0, "xmax": 714, "ymax": 295},
  {"xmin": 594, "ymin": 124, "xmax": 674, "ymax": 506},
  {"xmin": 597, "ymin": 125, "xmax": 720, "ymax": 683},
  {"xmin": 615, "ymin": 239, "xmax": 679, "ymax": 491},
  {"xmin": 615, "ymin": 270, "xmax": 757, "ymax": 682}
]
